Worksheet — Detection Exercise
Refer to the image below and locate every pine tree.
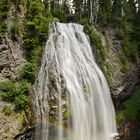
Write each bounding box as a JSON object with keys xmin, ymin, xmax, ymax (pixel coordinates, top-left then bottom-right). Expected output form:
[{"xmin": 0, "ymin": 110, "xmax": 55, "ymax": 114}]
[
  {"xmin": 131, "ymin": 0, "xmax": 140, "ymax": 56},
  {"xmin": 62, "ymin": 0, "xmax": 70, "ymax": 15},
  {"xmin": 124, "ymin": 0, "xmax": 136, "ymax": 22},
  {"xmin": 98, "ymin": 0, "xmax": 112, "ymax": 26},
  {"xmin": 111, "ymin": 0, "xmax": 125, "ymax": 27},
  {"xmin": 113, "ymin": 0, "xmax": 123, "ymax": 17},
  {"xmin": 43, "ymin": 0, "xmax": 51, "ymax": 11},
  {"xmin": 73, "ymin": 0, "xmax": 83, "ymax": 21},
  {"xmin": 121, "ymin": 0, "xmax": 138, "ymax": 62}
]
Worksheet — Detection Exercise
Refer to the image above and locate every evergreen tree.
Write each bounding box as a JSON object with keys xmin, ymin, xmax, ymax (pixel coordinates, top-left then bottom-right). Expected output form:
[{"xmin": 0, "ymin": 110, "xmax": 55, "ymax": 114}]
[
  {"xmin": 131, "ymin": 1, "xmax": 140, "ymax": 56},
  {"xmin": 121, "ymin": 0, "xmax": 138, "ymax": 62},
  {"xmin": 43, "ymin": 0, "xmax": 51, "ymax": 11},
  {"xmin": 98, "ymin": 0, "xmax": 112, "ymax": 26},
  {"xmin": 73, "ymin": 0, "xmax": 83, "ymax": 21},
  {"xmin": 62, "ymin": 0, "xmax": 70, "ymax": 15},
  {"xmin": 113, "ymin": 0, "xmax": 123, "ymax": 17},
  {"xmin": 124, "ymin": 0, "xmax": 136, "ymax": 22}
]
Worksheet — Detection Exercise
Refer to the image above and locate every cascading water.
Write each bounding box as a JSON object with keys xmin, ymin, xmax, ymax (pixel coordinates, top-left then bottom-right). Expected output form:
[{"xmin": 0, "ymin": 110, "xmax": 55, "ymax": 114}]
[{"xmin": 33, "ymin": 22, "xmax": 117, "ymax": 140}]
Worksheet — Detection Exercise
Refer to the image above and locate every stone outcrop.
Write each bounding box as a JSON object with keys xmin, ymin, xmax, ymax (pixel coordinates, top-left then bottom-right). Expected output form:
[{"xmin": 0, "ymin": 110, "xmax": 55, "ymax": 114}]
[
  {"xmin": 0, "ymin": 36, "xmax": 24, "ymax": 80},
  {"xmin": 111, "ymin": 65, "xmax": 140, "ymax": 108},
  {"xmin": 94, "ymin": 27, "xmax": 140, "ymax": 140},
  {"xmin": 14, "ymin": 128, "xmax": 34, "ymax": 140},
  {"xmin": 117, "ymin": 118, "xmax": 140, "ymax": 140},
  {"xmin": 0, "ymin": 4, "xmax": 26, "ymax": 140},
  {"xmin": 96, "ymin": 27, "xmax": 140, "ymax": 102},
  {"xmin": 0, "ymin": 3, "xmax": 139, "ymax": 137}
]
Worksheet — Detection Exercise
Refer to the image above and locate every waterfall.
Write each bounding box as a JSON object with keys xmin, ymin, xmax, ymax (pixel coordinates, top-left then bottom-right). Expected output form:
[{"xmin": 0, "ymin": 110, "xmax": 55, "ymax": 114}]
[{"xmin": 33, "ymin": 23, "xmax": 117, "ymax": 140}]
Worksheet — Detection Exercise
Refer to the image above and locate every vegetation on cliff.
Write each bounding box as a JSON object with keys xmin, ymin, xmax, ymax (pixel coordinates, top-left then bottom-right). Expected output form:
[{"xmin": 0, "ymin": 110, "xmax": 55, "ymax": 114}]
[
  {"xmin": 117, "ymin": 84, "xmax": 140, "ymax": 122},
  {"xmin": 0, "ymin": 0, "xmax": 140, "ymax": 137}
]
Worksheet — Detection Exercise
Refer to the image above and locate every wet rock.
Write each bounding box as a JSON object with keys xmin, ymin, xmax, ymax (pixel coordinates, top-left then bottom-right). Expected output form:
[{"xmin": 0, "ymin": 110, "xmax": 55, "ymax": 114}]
[
  {"xmin": 14, "ymin": 128, "xmax": 35, "ymax": 140},
  {"xmin": 118, "ymin": 120, "xmax": 140, "ymax": 140},
  {"xmin": 111, "ymin": 65, "xmax": 140, "ymax": 108}
]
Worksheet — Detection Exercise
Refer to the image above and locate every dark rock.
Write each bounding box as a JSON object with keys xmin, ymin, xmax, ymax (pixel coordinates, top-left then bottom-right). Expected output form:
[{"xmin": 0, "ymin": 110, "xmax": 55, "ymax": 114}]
[
  {"xmin": 111, "ymin": 65, "xmax": 140, "ymax": 109},
  {"xmin": 66, "ymin": 14, "xmax": 76, "ymax": 23},
  {"xmin": 14, "ymin": 128, "xmax": 35, "ymax": 140},
  {"xmin": 118, "ymin": 119, "xmax": 140, "ymax": 140}
]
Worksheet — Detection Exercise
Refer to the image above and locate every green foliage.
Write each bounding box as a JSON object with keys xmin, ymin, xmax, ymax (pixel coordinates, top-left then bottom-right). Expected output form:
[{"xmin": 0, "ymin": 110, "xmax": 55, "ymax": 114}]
[
  {"xmin": 0, "ymin": 22, "xmax": 6, "ymax": 37},
  {"xmin": 116, "ymin": 29, "xmax": 125, "ymax": 40},
  {"xmin": 20, "ymin": 63, "xmax": 37, "ymax": 82},
  {"xmin": 98, "ymin": 0, "xmax": 112, "ymax": 26},
  {"xmin": 11, "ymin": 21, "xmax": 19, "ymax": 41},
  {"xmin": 15, "ymin": 94, "xmax": 29, "ymax": 109},
  {"xmin": 0, "ymin": 80, "xmax": 31, "ymax": 110},
  {"xmin": 73, "ymin": 0, "xmax": 82, "ymax": 21},
  {"xmin": 84, "ymin": 25, "xmax": 106, "ymax": 63},
  {"xmin": 117, "ymin": 84, "xmax": 140, "ymax": 122},
  {"xmin": 120, "ymin": 57, "xmax": 128, "ymax": 74},
  {"xmin": 26, "ymin": 0, "xmax": 43, "ymax": 19},
  {"xmin": 83, "ymin": 24, "xmax": 113, "ymax": 85},
  {"xmin": 113, "ymin": 0, "xmax": 139, "ymax": 63},
  {"xmin": 0, "ymin": 80, "xmax": 16, "ymax": 101},
  {"xmin": 0, "ymin": 0, "xmax": 10, "ymax": 18},
  {"xmin": 104, "ymin": 65, "xmax": 113, "ymax": 86},
  {"xmin": 17, "ymin": 80, "xmax": 31, "ymax": 94},
  {"xmin": 124, "ymin": 0, "xmax": 136, "ymax": 22},
  {"xmin": 124, "ymin": 85, "xmax": 140, "ymax": 119},
  {"xmin": 122, "ymin": 38, "xmax": 138, "ymax": 62},
  {"xmin": 112, "ymin": 0, "xmax": 123, "ymax": 23},
  {"xmin": 116, "ymin": 111, "xmax": 125, "ymax": 122},
  {"xmin": 0, "ymin": 0, "xmax": 10, "ymax": 38},
  {"xmin": 132, "ymin": 7, "xmax": 140, "ymax": 57},
  {"xmin": 52, "ymin": 10, "xmax": 66, "ymax": 22},
  {"xmin": 3, "ymin": 105, "xmax": 12, "ymax": 116},
  {"xmin": 23, "ymin": 0, "xmax": 53, "ymax": 80},
  {"xmin": 62, "ymin": 138, "xmax": 71, "ymax": 140},
  {"xmin": 79, "ymin": 18, "xmax": 89, "ymax": 26}
]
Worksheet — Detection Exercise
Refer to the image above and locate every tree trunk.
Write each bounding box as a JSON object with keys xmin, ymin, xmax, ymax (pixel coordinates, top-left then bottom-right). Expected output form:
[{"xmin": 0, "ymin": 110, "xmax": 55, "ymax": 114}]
[{"xmin": 90, "ymin": 0, "xmax": 97, "ymax": 25}]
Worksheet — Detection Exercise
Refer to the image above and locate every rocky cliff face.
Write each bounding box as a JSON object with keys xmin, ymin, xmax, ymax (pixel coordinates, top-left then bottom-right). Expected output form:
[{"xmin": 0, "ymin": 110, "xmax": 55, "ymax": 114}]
[
  {"xmin": 14, "ymin": 26, "xmax": 140, "ymax": 140},
  {"xmin": 0, "ymin": 4, "xmax": 26, "ymax": 140},
  {"xmin": 0, "ymin": 4, "xmax": 139, "ymax": 139},
  {"xmin": 0, "ymin": 4, "xmax": 25, "ymax": 80},
  {"xmin": 91, "ymin": 27, "xmax": 140, "ymax": 140},
  {"xmin": 95, "ymin": 27, "xmax": 140, "ymax": 105}
]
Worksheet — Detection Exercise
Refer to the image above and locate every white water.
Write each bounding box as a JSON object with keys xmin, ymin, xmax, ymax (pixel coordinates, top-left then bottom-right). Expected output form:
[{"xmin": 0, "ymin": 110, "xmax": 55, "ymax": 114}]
[{"xmin": 34, "ymin": 23, "xmax": 117, "ymax": 140}]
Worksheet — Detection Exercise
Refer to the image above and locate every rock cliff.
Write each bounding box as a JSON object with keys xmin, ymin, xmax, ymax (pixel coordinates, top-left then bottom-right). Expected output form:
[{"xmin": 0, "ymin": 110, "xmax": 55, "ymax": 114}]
[
  {"xmin": 0, "ymin": 4, "xmax": 26, "ymax": 140},
  {"xmin": 0, "ymin": 4, "xmax": 140, "ymax": 140}
]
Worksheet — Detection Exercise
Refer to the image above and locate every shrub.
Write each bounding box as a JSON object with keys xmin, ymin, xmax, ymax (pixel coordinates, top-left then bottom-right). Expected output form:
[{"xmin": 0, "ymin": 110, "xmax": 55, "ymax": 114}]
[
  {"xmin": 17, "ymin": 80, "xmax": 31, "ymax": 95},
  {"xmin": 0, "ymin": 80, "xmax": 31, "ymax": 110},
  {"xmin": 15, "ymin": 94, "xmax": 29, "ymax": 109},
  {"xmin": 84, "ymin": 25, "xmax": 106, "ymax": 63},
  {"xmin": 123, "ymin": 85, "xmax": 140, "ymax": 119},
  {"xmin": 0, "ymin": 22, "xmax": 6, "ymax": 36},
  {"xmin": 0, "ymin": 80, "xmax": 17, "ymax": 101},
  {"xmin": 122, "ymin": 39, "xmax": 138, "ymax": 62},
  {"xmin": 80, "ymin": 18, "xmax": 89, "ymax": 26},
  {"xmin": 22, "ymin": 0, "xmax": 53, "ymax": 86},
  {"xmin": 21, "ymin": 63, "xmax": 37, "ymax": 82},
  {"xmin": 11, "ymin": 21, "xmax": 19, "ymax": 41},
  {"xmin": 0, "ymin": 0, "xmax": 10, "ymax": 18},
  {"xmin": 116, "ymin": 29, "xmax": 125, "ymax": 40},
  {"xmin": 117, "ymin": 84, "xmax": 140, "ymax": 122},
  {"xmin": 52, "ymin": 10, "xmax": 66, "ymax": 22},
  {"xmin": 116, "ymin": 111, "xmax": 125, "ymax": 123}
]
